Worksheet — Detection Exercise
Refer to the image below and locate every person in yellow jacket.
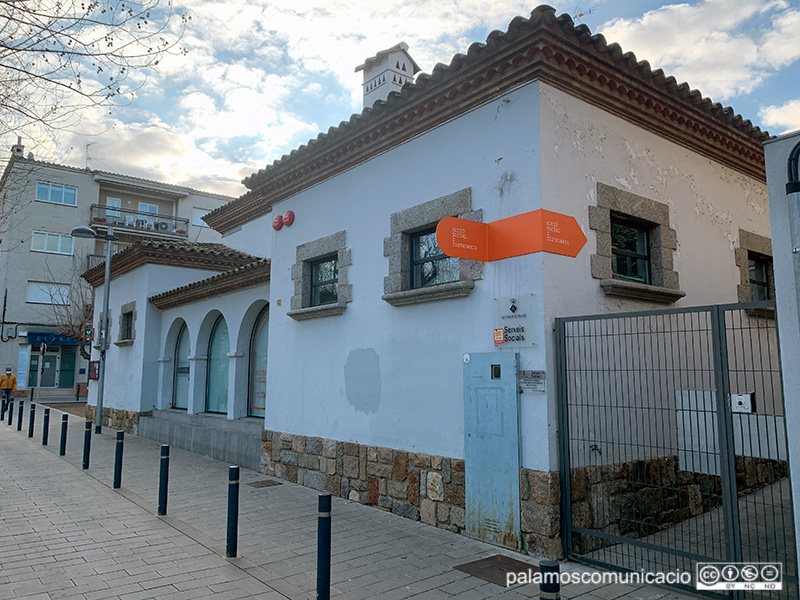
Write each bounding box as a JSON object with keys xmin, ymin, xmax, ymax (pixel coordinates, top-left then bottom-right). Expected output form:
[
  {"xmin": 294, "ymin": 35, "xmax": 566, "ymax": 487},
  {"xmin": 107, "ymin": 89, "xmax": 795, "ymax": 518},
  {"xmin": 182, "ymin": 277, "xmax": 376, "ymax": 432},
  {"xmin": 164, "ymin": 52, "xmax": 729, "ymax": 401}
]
[{"xmin": 0, "ymin": 366, "xmax": 16, "ymax": 407}]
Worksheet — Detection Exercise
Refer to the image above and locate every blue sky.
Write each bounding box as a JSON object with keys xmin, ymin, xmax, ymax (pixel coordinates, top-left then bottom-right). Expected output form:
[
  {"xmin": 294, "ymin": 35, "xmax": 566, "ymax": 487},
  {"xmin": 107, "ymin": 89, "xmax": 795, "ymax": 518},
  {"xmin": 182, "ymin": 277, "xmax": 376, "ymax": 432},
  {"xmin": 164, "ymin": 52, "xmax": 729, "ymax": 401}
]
[{"xmin": 11, "ymin": 0, "xmax": 800, "ymax": 197}]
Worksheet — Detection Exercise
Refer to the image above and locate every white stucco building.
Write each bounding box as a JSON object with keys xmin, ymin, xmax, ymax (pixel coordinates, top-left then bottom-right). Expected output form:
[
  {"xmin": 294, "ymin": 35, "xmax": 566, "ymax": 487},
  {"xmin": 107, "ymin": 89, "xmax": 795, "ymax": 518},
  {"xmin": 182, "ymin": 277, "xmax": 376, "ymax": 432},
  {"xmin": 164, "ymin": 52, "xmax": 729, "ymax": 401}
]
[{"xmin": 84, "ymin": 6, "xmax": 787, "ymax": 568}]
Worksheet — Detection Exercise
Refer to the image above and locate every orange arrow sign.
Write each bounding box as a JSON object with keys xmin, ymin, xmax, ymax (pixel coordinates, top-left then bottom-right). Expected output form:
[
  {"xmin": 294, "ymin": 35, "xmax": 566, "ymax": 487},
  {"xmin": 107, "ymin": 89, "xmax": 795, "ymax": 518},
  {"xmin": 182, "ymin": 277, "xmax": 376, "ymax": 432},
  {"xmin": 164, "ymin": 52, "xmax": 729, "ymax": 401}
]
[{"xmin": 436, "ymin": 209, "xmax": 586, "ymax": 261}]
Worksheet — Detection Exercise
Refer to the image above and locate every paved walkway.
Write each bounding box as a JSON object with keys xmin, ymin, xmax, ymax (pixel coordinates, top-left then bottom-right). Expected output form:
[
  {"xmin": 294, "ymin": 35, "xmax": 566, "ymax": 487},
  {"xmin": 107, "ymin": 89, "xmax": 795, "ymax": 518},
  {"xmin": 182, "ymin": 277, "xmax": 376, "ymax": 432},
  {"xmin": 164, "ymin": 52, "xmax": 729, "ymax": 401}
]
[{"xmin": 0, "ymin": 405, "xmax": 699, "ymax": 600}]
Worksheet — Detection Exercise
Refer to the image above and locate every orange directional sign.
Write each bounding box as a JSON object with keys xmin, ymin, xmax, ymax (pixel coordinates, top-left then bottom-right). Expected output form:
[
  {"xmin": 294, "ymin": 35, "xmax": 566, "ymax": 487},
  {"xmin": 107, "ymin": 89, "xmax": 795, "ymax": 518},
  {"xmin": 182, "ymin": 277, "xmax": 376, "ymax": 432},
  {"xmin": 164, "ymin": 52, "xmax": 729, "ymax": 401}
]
[{"xmin": 436, "ymin": 209, "xmax": 587, "ymax": 261}]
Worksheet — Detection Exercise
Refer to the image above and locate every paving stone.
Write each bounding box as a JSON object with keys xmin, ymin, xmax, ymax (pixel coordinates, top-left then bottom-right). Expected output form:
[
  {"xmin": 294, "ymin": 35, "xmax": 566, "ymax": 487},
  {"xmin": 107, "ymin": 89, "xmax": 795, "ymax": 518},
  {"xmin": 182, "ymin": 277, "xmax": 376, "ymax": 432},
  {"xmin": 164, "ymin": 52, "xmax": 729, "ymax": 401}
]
[{"xmin": 0, "ymin": 409, "xmax": 700, "ymax": 600}]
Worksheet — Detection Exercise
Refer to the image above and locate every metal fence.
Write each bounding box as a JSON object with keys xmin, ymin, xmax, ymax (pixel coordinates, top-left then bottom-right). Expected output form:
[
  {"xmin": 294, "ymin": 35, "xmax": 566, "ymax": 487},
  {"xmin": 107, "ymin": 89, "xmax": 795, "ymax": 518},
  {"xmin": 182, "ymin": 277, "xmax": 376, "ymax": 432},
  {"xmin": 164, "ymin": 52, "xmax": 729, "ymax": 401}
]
[{"xmin": 555, "ymin": 301, "xmax": 796, "ymax": 598}]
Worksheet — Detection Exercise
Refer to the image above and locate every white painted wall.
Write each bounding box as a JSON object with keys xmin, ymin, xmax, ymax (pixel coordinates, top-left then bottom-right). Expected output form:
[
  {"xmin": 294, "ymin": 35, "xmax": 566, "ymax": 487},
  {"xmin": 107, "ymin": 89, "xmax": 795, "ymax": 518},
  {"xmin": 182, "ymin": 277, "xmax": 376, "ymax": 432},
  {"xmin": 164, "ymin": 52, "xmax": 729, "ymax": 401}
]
[
  {"xmin": 87, "ymin": 264, "xmax": 224, "ymax": 412},
  {"xmin": 537, "ymin": 83, "xmax": 771, "ymax": 469},
  {"xmin": 538, "ymin": 83, "xmax": 769, "ymax": 319},
  {"xmin": 222, "ymin": 215, "xmax": 272, "ymax": 258},
  {"xmin": 764, "ymin": 129, "xmax": 800, "ymax": 563},
  {"xmin": 265, "ymin": 82, "xmax": 547, "ymax": 466},
  {"xmin": 176, "ymin": 192, "xmax": 233, "ymax": 244},
  {"xmin": 260, "ymin": 80, "xmax": 770, "ymax": 473}
]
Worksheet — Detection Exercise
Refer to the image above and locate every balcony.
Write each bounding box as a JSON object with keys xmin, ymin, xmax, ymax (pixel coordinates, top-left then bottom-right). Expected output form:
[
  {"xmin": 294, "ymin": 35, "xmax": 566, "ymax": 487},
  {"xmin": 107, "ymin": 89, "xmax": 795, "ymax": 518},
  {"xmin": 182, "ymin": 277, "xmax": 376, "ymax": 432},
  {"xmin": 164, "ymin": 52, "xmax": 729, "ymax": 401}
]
[
  {"xmin": 86, "ymin": 254, "xmax": 105, "ymax": 270},
  {"xmin": 90, "ymin": 204, "xmax": 189, "ymax": 239}
]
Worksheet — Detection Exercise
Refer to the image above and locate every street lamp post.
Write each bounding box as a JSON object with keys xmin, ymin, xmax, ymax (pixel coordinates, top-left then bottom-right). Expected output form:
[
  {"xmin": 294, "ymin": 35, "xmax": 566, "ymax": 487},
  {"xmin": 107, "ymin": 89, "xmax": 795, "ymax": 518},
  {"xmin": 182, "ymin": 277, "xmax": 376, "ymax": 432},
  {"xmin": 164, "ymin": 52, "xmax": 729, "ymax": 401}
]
[{"xmin": 72, "ymin": 225, "xmax": 116, "ymax": 434}]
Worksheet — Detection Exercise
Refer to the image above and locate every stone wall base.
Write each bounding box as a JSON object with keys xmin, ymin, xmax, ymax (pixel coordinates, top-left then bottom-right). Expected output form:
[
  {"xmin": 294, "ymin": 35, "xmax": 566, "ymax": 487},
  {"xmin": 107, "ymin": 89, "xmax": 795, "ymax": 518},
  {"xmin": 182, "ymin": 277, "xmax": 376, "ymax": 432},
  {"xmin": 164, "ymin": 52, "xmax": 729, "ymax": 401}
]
[
  {"xmin": 260, "ymin": 429, "xmax": 562, "ymax": 559},
  {"xmin": 569, "ymin": 454, "xmax": 788, "ymax": 555},
  {"xmin": 86, "ymin": 405, "xmax": 144, "ymax": 434}
]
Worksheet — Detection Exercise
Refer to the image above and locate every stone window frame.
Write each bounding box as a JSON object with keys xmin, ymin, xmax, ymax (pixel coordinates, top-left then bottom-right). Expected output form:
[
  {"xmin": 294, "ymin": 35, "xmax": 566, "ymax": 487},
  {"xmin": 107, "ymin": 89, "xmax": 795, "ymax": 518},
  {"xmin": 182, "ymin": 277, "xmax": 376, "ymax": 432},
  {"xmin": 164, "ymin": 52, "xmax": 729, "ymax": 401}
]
[
  {"xmin": 114, "ymin": 301, "xmax": 136, "ymax": 347},
  {"xmin": 736, "ymin": 229, "xmax": 775, "ymax": 304},
  {"xmin": 287, "ymin": 230, "xmax": 353, "ymax": 321},
  {"xmin": 589, "ymin": 182, "xmax": 685, "ymax": 304},
  {"xmin": 383, "ymin": 188, "xmax": 483, "ymax": 307}
]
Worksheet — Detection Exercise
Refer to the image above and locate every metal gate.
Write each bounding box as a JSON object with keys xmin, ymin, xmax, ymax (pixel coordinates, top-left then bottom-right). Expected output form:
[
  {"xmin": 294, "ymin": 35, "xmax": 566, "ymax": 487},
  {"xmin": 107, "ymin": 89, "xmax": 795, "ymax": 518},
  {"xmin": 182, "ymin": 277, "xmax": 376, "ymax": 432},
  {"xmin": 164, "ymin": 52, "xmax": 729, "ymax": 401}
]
[{"xmin": 555, "ymin": 301, "xmax": 796, "ymax": 598}]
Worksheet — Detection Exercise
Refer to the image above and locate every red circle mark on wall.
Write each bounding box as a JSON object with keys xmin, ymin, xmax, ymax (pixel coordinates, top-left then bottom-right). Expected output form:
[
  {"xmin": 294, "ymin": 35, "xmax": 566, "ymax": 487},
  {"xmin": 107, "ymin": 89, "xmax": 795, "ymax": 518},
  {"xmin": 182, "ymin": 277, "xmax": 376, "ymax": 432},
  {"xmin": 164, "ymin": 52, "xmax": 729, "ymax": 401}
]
[
  {"xmin": 282, "ymin": 211, "xmax": 295, "ymax": 227},
  {"xmin": 272, "ymin": 215, "xmax": 284, "ymax": 230}
]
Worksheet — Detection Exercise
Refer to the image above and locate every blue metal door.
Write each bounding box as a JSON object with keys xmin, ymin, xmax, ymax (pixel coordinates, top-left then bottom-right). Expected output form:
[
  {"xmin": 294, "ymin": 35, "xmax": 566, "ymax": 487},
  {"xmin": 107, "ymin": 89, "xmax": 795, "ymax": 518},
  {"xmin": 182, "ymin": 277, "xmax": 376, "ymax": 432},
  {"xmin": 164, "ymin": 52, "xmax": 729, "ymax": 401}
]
[{"xmin": 463, "ymin": 351, "xmax": 521, "ymax": 550}]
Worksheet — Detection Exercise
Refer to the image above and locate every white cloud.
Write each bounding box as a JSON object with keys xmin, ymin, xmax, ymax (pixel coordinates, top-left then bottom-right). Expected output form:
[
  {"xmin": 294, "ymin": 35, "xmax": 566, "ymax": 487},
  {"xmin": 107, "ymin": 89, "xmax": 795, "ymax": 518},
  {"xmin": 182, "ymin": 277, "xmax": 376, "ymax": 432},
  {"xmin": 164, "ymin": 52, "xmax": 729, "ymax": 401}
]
[
  {"xmin": 6, "ymin": 0, "xmax": 799, "ymax": 197},
  {"xmin": 55, "ymin": 0, "xmax": 544, "ymax": 193},
  {"xmin": 599, "ymin": 0, "xmax": 797, "ymax": 101},
  {"xmin": 759, "ymin": 100, "xmax": 800, "ymax": 134},
  {"xmin": 761, "ymin": 9, "xmax": 800, "ymax": 66}
]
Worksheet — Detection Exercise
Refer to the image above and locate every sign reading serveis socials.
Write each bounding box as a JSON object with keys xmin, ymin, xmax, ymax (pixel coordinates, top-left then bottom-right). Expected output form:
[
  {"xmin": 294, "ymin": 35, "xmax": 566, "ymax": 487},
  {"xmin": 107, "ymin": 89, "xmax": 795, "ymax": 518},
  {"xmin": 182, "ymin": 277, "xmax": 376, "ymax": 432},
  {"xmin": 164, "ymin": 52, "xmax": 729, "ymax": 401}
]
[{"xmin": 493, "ymin": 295, "xmax": 535, "ymax": 347}]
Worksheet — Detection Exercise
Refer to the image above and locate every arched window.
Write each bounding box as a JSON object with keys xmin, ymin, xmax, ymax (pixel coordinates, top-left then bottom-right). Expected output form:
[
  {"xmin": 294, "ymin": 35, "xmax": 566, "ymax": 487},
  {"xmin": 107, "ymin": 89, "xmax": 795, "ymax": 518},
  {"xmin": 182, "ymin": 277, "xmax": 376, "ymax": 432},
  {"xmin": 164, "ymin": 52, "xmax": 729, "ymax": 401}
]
[
  {"xmin": 206, "ymin": 316, "xmax": 229, "ymax": 414},
  {"xmin": 249, "ymin": 305, "xmax": 269, "ymax": 417},
  {"xmin": 172, "ymin": 323, "xmax": 190, "ymax": 410}
]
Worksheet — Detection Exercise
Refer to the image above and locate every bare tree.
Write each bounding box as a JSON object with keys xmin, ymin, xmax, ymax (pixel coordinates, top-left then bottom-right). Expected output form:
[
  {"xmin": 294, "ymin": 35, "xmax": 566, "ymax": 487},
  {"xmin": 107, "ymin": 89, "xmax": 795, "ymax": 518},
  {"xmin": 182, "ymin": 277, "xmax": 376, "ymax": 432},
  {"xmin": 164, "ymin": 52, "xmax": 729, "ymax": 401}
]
[
  {"xmin": 0, "ymin": 0, "xmax": 189, "ymax": 140},
  {"xmin": 36, "ymin": 253, "xmax": 95, "ymax": 359}
]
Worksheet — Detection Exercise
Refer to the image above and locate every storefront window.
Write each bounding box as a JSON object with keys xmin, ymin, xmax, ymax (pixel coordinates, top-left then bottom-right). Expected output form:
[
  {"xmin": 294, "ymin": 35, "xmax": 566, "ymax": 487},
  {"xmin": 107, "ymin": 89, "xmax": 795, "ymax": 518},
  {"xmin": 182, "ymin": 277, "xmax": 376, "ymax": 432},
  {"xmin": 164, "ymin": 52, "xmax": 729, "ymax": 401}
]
[
  {"xmin": 27, "ymin": 343, "xmax": 75, "ymax": 388},
  {"xmin": 173, "ymin": 323, "xmax": 190, "ymax": 410},
  {"xmin": 249, "ymin": 306, "xmax": 268, "ymax": 417},
  {"xmin": 206, "ymin": 316, "xmax": 229, "ymax": 414}
]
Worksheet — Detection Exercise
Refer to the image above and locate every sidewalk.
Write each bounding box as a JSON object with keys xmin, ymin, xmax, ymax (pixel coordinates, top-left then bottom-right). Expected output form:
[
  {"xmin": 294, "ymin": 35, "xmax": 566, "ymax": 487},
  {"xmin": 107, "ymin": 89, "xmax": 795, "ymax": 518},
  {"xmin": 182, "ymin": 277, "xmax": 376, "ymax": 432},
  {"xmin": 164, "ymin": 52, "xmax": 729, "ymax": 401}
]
[{"xmin": 0, "ymin": 405, "xmax": 698, "ymax": 600}]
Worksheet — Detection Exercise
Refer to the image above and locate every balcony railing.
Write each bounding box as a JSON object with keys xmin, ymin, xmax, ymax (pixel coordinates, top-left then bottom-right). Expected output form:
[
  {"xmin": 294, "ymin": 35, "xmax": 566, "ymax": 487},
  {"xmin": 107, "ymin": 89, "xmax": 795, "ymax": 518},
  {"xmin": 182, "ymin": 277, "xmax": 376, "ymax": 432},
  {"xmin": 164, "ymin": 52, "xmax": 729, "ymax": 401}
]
[
  {"xmin": 90, "ymin": 204, "xmax": 190, "ymax": 238},
  {"xmin": 86, "ymin": 254, "xmax": 105, "ymax": 270}
]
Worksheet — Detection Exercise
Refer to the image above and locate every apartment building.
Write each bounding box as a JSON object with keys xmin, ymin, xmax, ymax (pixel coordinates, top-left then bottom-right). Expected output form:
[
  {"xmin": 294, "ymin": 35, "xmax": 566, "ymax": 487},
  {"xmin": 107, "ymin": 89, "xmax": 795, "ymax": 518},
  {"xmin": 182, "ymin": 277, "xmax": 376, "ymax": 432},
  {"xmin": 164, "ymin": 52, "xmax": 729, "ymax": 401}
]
[{"xmin": 0, "ymin": 144, "xmax": 233, "ymax": 392}]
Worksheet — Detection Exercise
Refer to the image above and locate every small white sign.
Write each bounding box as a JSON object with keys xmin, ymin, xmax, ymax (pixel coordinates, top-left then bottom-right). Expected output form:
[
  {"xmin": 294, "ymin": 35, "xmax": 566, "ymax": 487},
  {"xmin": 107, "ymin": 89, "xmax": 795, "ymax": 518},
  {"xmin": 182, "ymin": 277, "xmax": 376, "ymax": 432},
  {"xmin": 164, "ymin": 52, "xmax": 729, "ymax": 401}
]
[
  {"xmin": 493, "ymin": 295, "xmax": 535, "ymax": 347},
  {"xmin": 519, "ymin": 370, "xmax": 546, "ymax": 393}
]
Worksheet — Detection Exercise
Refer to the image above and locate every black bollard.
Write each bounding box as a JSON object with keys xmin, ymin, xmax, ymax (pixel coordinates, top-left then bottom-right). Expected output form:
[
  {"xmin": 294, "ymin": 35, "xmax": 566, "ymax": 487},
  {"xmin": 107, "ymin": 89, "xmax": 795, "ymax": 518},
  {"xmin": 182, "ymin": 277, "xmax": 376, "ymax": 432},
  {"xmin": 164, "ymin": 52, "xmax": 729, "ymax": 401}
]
[
  {"xmin": 1, "ymin": 396, "xmax": 6, "ymax": 421},
  {"xmin": 113, "ymin": 431, "xmax": 124, "ymax": 489},
  {"xmin": 59, "ymin": 414, "xmax": 68, "ymax": 456},
  {"xmin": 82, "ymin": 420, "xmax": 91, "ymax": 469},
  {"xmin": 316, "ymin": 493, "xmax": 332, "ymax": 600},
  {"xmin": 27, "ymin": 403, "xmax": 35, "ymax": 437},
  {"xmin": 6, "ymin": 398, "xmax": 12, "ymax": 425},
  {"xmin": 226, "ymin": 466, "xmax": 240, "ymax": 558},
  {"xmin": 42, "ymin": 408, "xmax": 50, "ymax": 446},
  {"xmin": 539, "ymin": 560, "xmax": 561, "ymax": 600},
  {"xmin": 158, "ymin": 445, "xmax": 169, "ymax": 516},
  {"xmin": 16, "ymin": 399, "xmax": 23, "ymax": 431}
]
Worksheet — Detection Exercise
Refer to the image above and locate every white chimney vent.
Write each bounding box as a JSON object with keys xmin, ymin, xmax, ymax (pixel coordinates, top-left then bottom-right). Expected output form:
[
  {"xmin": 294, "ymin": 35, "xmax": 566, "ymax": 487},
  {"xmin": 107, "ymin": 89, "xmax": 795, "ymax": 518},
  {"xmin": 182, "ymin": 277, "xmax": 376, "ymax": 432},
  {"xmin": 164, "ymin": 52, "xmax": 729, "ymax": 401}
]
[
  {"xmin": 356, "ymin": 42, "xmax": 420, "ymax": 109},
  {"xmin": 11, "ymin": 136, "xmax": 24, "ymax": 158}
]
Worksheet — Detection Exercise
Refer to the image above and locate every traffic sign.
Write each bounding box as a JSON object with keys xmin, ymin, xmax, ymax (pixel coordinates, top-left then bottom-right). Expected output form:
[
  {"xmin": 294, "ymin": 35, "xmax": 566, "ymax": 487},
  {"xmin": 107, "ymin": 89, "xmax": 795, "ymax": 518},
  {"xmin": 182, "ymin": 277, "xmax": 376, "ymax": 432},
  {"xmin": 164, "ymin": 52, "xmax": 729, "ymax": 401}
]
[
  {"xmin": 436, "ymin": 209, "xmax": 586, "ymax": 262},
  {"xmin": 84, "ymin": 328, "xmax": 94, "ymax": 341}
]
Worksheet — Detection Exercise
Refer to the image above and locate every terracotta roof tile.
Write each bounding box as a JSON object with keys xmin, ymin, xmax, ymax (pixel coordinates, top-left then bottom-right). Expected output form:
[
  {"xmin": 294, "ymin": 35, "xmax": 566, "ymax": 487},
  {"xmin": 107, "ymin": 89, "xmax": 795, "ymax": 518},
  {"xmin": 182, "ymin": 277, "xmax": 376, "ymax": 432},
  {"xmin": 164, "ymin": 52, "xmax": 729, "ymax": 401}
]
[
  {"xmin": 149, "ymin": 259, "xmax": 270, "ymax": 309},
  {"xmin": 82, "ymin": 240, "xmax": 259, "ymax": 287}
]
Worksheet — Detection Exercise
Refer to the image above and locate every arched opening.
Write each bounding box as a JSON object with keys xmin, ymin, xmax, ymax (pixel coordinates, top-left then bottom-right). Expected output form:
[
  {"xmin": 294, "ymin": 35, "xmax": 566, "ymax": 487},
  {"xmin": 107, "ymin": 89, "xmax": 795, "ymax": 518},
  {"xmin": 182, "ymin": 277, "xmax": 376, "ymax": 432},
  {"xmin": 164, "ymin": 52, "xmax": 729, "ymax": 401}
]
[
  {"xmin": 172, "ymin": 322, "xmax": 190, "ymax": 410},
  {"xmin": 206, "ymin": 315, "xmax": 229, "ymax": 413},
  {"xmin": 248, "ymin": 304, "xmax": 269, "ymax": 417}
]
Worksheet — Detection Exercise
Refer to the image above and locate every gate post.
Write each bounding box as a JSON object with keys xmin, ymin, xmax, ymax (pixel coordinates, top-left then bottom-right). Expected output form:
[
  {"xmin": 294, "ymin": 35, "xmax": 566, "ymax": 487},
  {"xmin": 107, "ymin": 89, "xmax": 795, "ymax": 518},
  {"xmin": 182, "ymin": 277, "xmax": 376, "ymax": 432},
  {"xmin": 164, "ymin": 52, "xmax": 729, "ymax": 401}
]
[
  {"xmin": 554, "ymin": 317, "xmax": 572, "ymax": 560},
  {"xmin": 710, "ymin": 306, "xmax": 744, "ymax": 572}
]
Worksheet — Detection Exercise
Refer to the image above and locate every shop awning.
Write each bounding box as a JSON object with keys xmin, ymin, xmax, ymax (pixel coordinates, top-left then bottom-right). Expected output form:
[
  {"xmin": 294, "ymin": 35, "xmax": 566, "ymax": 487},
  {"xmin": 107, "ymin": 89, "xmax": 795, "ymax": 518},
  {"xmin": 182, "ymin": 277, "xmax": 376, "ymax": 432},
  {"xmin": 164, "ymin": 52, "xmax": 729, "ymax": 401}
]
[{"xmin": 27, "ymin": 332, "xmax": 77, "ymax": 345}]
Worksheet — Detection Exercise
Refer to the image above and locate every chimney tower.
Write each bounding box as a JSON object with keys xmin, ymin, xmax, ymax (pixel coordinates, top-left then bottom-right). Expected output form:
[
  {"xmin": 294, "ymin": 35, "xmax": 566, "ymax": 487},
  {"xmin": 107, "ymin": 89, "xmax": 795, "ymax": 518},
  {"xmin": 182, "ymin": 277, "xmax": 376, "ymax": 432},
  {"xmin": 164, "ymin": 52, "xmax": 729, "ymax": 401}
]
[
  {"xmin": 356, "ymin": 43, "xmax": 420, "ymax": 109},
  {"xmin": 11, "ymin": 136, "xmax": 24, "ymax": 158}
]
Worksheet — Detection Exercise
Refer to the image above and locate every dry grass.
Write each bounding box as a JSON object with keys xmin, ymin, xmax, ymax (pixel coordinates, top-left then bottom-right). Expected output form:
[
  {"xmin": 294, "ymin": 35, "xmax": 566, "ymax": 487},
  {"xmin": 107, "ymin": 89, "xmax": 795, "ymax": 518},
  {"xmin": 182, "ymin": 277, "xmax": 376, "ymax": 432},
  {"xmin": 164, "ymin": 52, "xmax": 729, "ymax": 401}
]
[{"xmin": 38, "ymin": 402, "xmax": 88, "ymax": 418}]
